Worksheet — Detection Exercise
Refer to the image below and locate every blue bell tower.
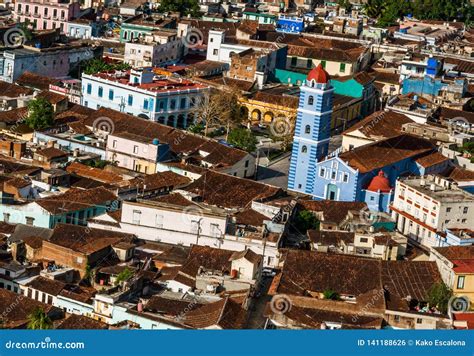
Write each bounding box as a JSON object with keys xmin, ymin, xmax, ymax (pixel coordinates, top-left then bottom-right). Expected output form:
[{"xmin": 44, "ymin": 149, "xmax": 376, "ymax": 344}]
[{"xmin": 288, "ymin": 64, "xmax": 334, "ymax": 195}]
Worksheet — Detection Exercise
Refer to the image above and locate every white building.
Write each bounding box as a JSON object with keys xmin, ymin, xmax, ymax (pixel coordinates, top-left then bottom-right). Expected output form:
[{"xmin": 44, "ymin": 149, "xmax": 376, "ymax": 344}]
[
  {"xmin": 88, "ymin": 194, "xmax": 282, "ymax": 267},
  {"xmin": 81, "ymin": 68, "xmax": 208, "ymax": 127},
  {"xmin": 391, "ymin": 175, "xmax": 474, "ymax": 248},
  {"xmin": 124, "ymin": 31, "xmax": 183, "ymax": 67}
]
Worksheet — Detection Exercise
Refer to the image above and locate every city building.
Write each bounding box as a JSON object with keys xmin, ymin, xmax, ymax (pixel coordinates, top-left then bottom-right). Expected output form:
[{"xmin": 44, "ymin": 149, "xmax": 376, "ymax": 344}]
[
  {"xmin": 14, "ymin": 0, "xmax": 81, "ymax": 33},
  {"xmin": 81, "ymin": 68, "xmax": 209, "ymax": 127},
  {"xmin": 391, "ymin": 175, "xmax": 474, "ymax": 248}
]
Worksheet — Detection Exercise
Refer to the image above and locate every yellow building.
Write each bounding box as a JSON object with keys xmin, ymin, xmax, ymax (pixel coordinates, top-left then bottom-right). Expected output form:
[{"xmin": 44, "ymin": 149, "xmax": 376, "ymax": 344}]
[
  {"xmin": 240, "ymin": 87, "xmax": 363, "ymax": 134},
  {"xmin": 452, "ymin": 262, "xmax": 474, "ymax": 310}
]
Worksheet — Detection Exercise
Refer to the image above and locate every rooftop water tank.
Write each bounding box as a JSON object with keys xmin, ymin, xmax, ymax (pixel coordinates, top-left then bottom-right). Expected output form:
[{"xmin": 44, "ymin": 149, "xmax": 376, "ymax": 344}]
[{"xmin": 152, "ymin": 138, "xmax": 159, "ymax": 145}]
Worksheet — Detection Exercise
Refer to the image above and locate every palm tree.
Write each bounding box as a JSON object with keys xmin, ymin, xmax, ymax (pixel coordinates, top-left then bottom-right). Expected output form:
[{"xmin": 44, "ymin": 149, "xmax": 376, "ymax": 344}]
[{"xmin": 27, "ymin": 307, "xmax": 53, "ymax": 330}]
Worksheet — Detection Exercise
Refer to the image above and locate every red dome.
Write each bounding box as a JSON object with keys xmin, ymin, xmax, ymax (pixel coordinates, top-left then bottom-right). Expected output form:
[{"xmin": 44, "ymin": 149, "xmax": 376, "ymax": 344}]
[
  {"xmin": 367, "ymin": 171, "xmax": 392, "ymax": 193},
  {"xmin": 307, "ymin": 64, "xmax": 330, "ymax": 84}
]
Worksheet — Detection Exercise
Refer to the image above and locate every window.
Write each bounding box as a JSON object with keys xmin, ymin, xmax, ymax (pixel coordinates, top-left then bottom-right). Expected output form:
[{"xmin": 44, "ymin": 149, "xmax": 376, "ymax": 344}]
[
  {"xmin": 308, "ymin": 96, "xmax": 314, "ymax": 105},
  {"xmin": 210, "ymin": 223, "xmax": 220, "ymax": 237},
  {"xmin": 305, "ymin": 125, "xmax": 311, "ymax": 134},
  {"xmin": 180, "ymin": 98, "xmax": 186, "ymax": 109},
  {"xmin": 25, "ymin": 217, "xmax": 35, "ymax": 226},
  {"xmin": 416, "ymin": 318, "xmax": 423, "ymax": 324},
  {"xmin": 343, "ymin": 173, "xmax": 349, "ymax": 183},
  {"xmin": 3, "ymin": 213, "xmax": 10, "ymax": 223},
  {"xmin": 306, "ymin": 59, "xmax": 312, "ymax": 68},
  {"xmin": 128, "ymin": 94, "xmax": 133, "ymax": 106},
  {"xmin": 108, "ymin": 89, "xmax": 114, "ymax": 100},
  {"xmin": 133, "ymin": 145, "xmax": 139, "ymax": 154},
  {"xmin": 321, "ymin": 60, "xmax": 326, "ymax": 68},
  {"xmin": 170, "ymin": 99, "xmax": 176, "ymax": 110},
  {"xmin": 86, "ymin": 83, "xmax": 92, "ymax": 94},
  {"xmin": 339, "ymin": 63, "xmax": 346, "ymax": 73},
  {"xmin": 331, "ymin": 171, "xmax": 336, "ymax": 180},
  {"xmin": 463, "ymin": 207, "xmax": 469, "ymax": 214},
  {"xmin": 320, "ymin": 167, "xmax": 326, "ymax": 177},
  {"xmin": 291, "ymin": 57, "xmax": 297, "ymax": 66},
  {"xmin": 132, "ymin": 210, "xmax": 141, "ymax": 224},
  {"xmin": 301, "ymin": 145, "xmax": 307, "ymax": 153},
  {"xmin": 457, "ymin": 276, "xmax": 465, "ymax": 289},
  {"xmin": 360, "ymin": 237, "xmax": 368, "ymax": 243},
  {"xmin": 98, "ymin": 86, "xmax": 103, "ymax": 98},
  {"xmin": 213, "ymin": 49, "xmax": 218, "ymax": 55},
  {"xmin": 143, "ymin": 99, "xmax": 149, "ymax": 110},
  {"xmin": 112, "ymin": 140, "xmax": 117, "ymax": 148},
  {"xmin": 447, "ymin": 207, "xmax": 451, "ymax": 213},
  {"xmin": 245, "ymin": 160, "xmax": 249, "ymax": 168}
]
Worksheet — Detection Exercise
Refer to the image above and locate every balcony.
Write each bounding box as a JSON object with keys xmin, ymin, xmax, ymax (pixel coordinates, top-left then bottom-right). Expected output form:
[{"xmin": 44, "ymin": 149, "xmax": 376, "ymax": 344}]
[
  {"xmin": 32, "ymin": 12, "xmax": 40, "ymax": 17},
  {"xmin": 43, "ymin": 14, "xmax": 50, "ymax": 19}
]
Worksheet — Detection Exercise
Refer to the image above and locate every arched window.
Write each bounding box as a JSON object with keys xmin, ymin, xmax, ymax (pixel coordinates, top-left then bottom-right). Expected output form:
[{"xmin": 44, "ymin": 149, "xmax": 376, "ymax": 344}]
[
  {"xmin": 301, "ymin": 145, "xmax": 307, "ymax": 153},
  {"xmin": 305, "ymin": 125, "xmax": 311, "ymax": 134},
  {"xmin": 308, "ymin": 95, "xmax": 314, "ymax": 105}
]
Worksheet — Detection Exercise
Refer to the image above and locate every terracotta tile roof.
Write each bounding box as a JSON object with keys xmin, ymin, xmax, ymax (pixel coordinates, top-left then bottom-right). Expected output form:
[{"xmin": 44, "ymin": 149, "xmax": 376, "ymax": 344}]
[
  {"xmin": 372, "ymin": 71, "xmax": 400, "ymax": 85},
  {"xmin": 25, "ymin": 276, "xmax": 66, "ymax": 296},
  {"xmin": 433, "ymin": 245, "xmax": 474, "ymax": 261},
  {"xmin": 57, "ymin": 314, "xmax": 108, "ymax": 329},
  {"xmin": 307, "ymin": 230, "xmax": 355, "ymax": 245},
  {"xmin": 299, "ymin": 200, "xmax": 367, "ymax": 224},
  {"xmin": 0, "ymin": 289, "xmax": 60, "ymax": 329},
  {"xmin": 343, "ymin": 110, "xmax": 413, "ymax": 139},
  {"xmin": 37, "ymin": 90, "xmax": 68, "ymax": 105},
  {"xmin": 36, "ymin": 187, "xmax": 117, "ymax": 214},
  {"xmin": 22, "ymin": 235, "xmax": 44, "ymax": 249},
  {"xmin": 16, "ymin": 71, "xmax": 59, "ymax": 91},
  {"xmin": 0, "ymin": 81, "xmax": 34, "ymax": 97},
  {"xmin": 58, "ymin": 285, "xmax": 97, "ymax": 304},
  {"xmin": 452, "ymin": 259, "xmax": 474, "ymax": 273},
  {"xmin": 127, "ymin": 171, "xmax": 191, "ymax": 191},
  {"xmin": 438, "ymin": 107, "xmax": 474, "ymax": 125},
  {"xmin": 144, "ymin": 296, "xmax": 203, "ymax": 316},
  {"xmin": 233, "ymin": 209, "xmax": 268, "ymax": 226},
  {"xmin": 288, "ymin": 44, "xmax": 365, "ymax": 63},
  {"xmin": 82, "ymin": 108, "xmax": 248, "ymax": 168},
  {"xmin": 415, "ymin": 152, "xmax": 450, "ymax": 168},
  {"xmin": 381, "ymin": 261, "xmax": 441, "ymax": 311},
  {"xmin": 338, "ymin": 134, "xmax": 436, "ymax": 173},
  {"xmin": 0, "ymin": 107, "xmax": 28, "ymax": 124},
  {"xmin": 184, "ymin": 170, "xmax": 283, "ymax": 209},
  {"xmin": 46, "ymin": 223, "xmax": 134, "ymax": 255},
  {"xmin": 252, "ymin": 90, "xmax": 299, "ymax": 108},
  {"xmin": 0, "ymin": 222, "xmax": 16, "ymax": 234},
  {"xmin": 441, "ymin": 166, "xmax": 474, "ymax": 182},
  {"xmin": 180, "ymin": 245, "xmax": 234, "ymax": 277},
  {"xmin": 66, "ymin": 162, "xmax": 124, "ymax": 184},
  {"xmin": 229, "ymin": 248, "xmax": 262, "ymax": 265},
  {"xmin": 151, "ymin": 193, "xmax": 197, "ymax": 207},
  {"xmin": 275, "ymin": 250, "xmax": 382, "ymax": 297},
  {"xmin": 183, "ymin": 297, "xmax": 246, "ymax": 329},
  {"xmin": 36, "ymin": 147, "xmax": 68, "ymax": 159}
]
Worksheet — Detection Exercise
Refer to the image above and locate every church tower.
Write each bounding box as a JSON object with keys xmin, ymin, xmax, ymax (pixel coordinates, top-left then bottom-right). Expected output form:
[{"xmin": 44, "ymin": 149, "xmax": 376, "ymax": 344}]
[{"xmin": 288, "ymin": 64, "xmax": 334, "ymax": 195}]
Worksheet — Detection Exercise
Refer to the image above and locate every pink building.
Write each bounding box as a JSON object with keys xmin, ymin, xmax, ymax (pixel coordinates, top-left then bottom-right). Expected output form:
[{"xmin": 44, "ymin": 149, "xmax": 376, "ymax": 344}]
[{"xmin": 14, "ymin": 0, "xmax": 81, "ymax": 33}]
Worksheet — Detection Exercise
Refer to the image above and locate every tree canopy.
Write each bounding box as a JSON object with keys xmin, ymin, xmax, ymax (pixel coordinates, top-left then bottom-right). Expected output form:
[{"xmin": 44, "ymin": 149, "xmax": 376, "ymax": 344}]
[
  {"xmin": 227, "ymin": 128, "xmax": 258, "ymax": 153},
  {"xmin": 25, "ymin": 97, "xmax": 54, "ymax": 130},
  {"xmin": 363, "ymin": 0, "xmax": 472, "ymax": 27},
  {"xmin": 427, "ymin": 282, "xmax": 453, "ymax": 314},
  {"xmin": 82, "ymin": 58, "xmax": 131, "ymax": 76},
  {"xmin": 158, "ymin": 0, "xmax": 200, "ymax": 16}
]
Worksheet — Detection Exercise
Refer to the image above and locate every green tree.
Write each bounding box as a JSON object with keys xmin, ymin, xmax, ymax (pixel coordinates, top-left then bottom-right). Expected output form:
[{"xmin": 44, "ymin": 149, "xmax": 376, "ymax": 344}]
[
  {"xmin": 82, "ymin": 58, "xmax": 130, "ymax": 76},
  {"xmin": 427, "ymin": 282, "xmax": 452, "ymax": 314},
  {"xmin": 115, "ymin": 267, "xmax": 134, "ymax": 286},
  {"xmin": 323, "ymin": 289, "xmax": 341, "ymax": 300},
  {"xmin": 363, "ymin": 0, "xmax": 385, "ymax": 19},
  {"xmin": 188, "ymin": 123, "xmax": 205, "ymax": 134},
  {"xmin": 227, "ymin": 128, "xmax": 257, "ymax": 152},
  {"xmin": 158, "ymin": 0, "xmax": 200, "ymax": 16},
  {"xmin": 338, "ymin": 0, "xmax": 352, "ymax": 13},
  {"xmin": 27, "ymin": 307, "xmax": 53, "ymax": 330},
  {"xmin": 25, "ymin": 97, "xmax": 54, "ymax": 130},
  {"xmin": 294, "ymin": 210, "xmax": 320, "ymax": 233}
]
